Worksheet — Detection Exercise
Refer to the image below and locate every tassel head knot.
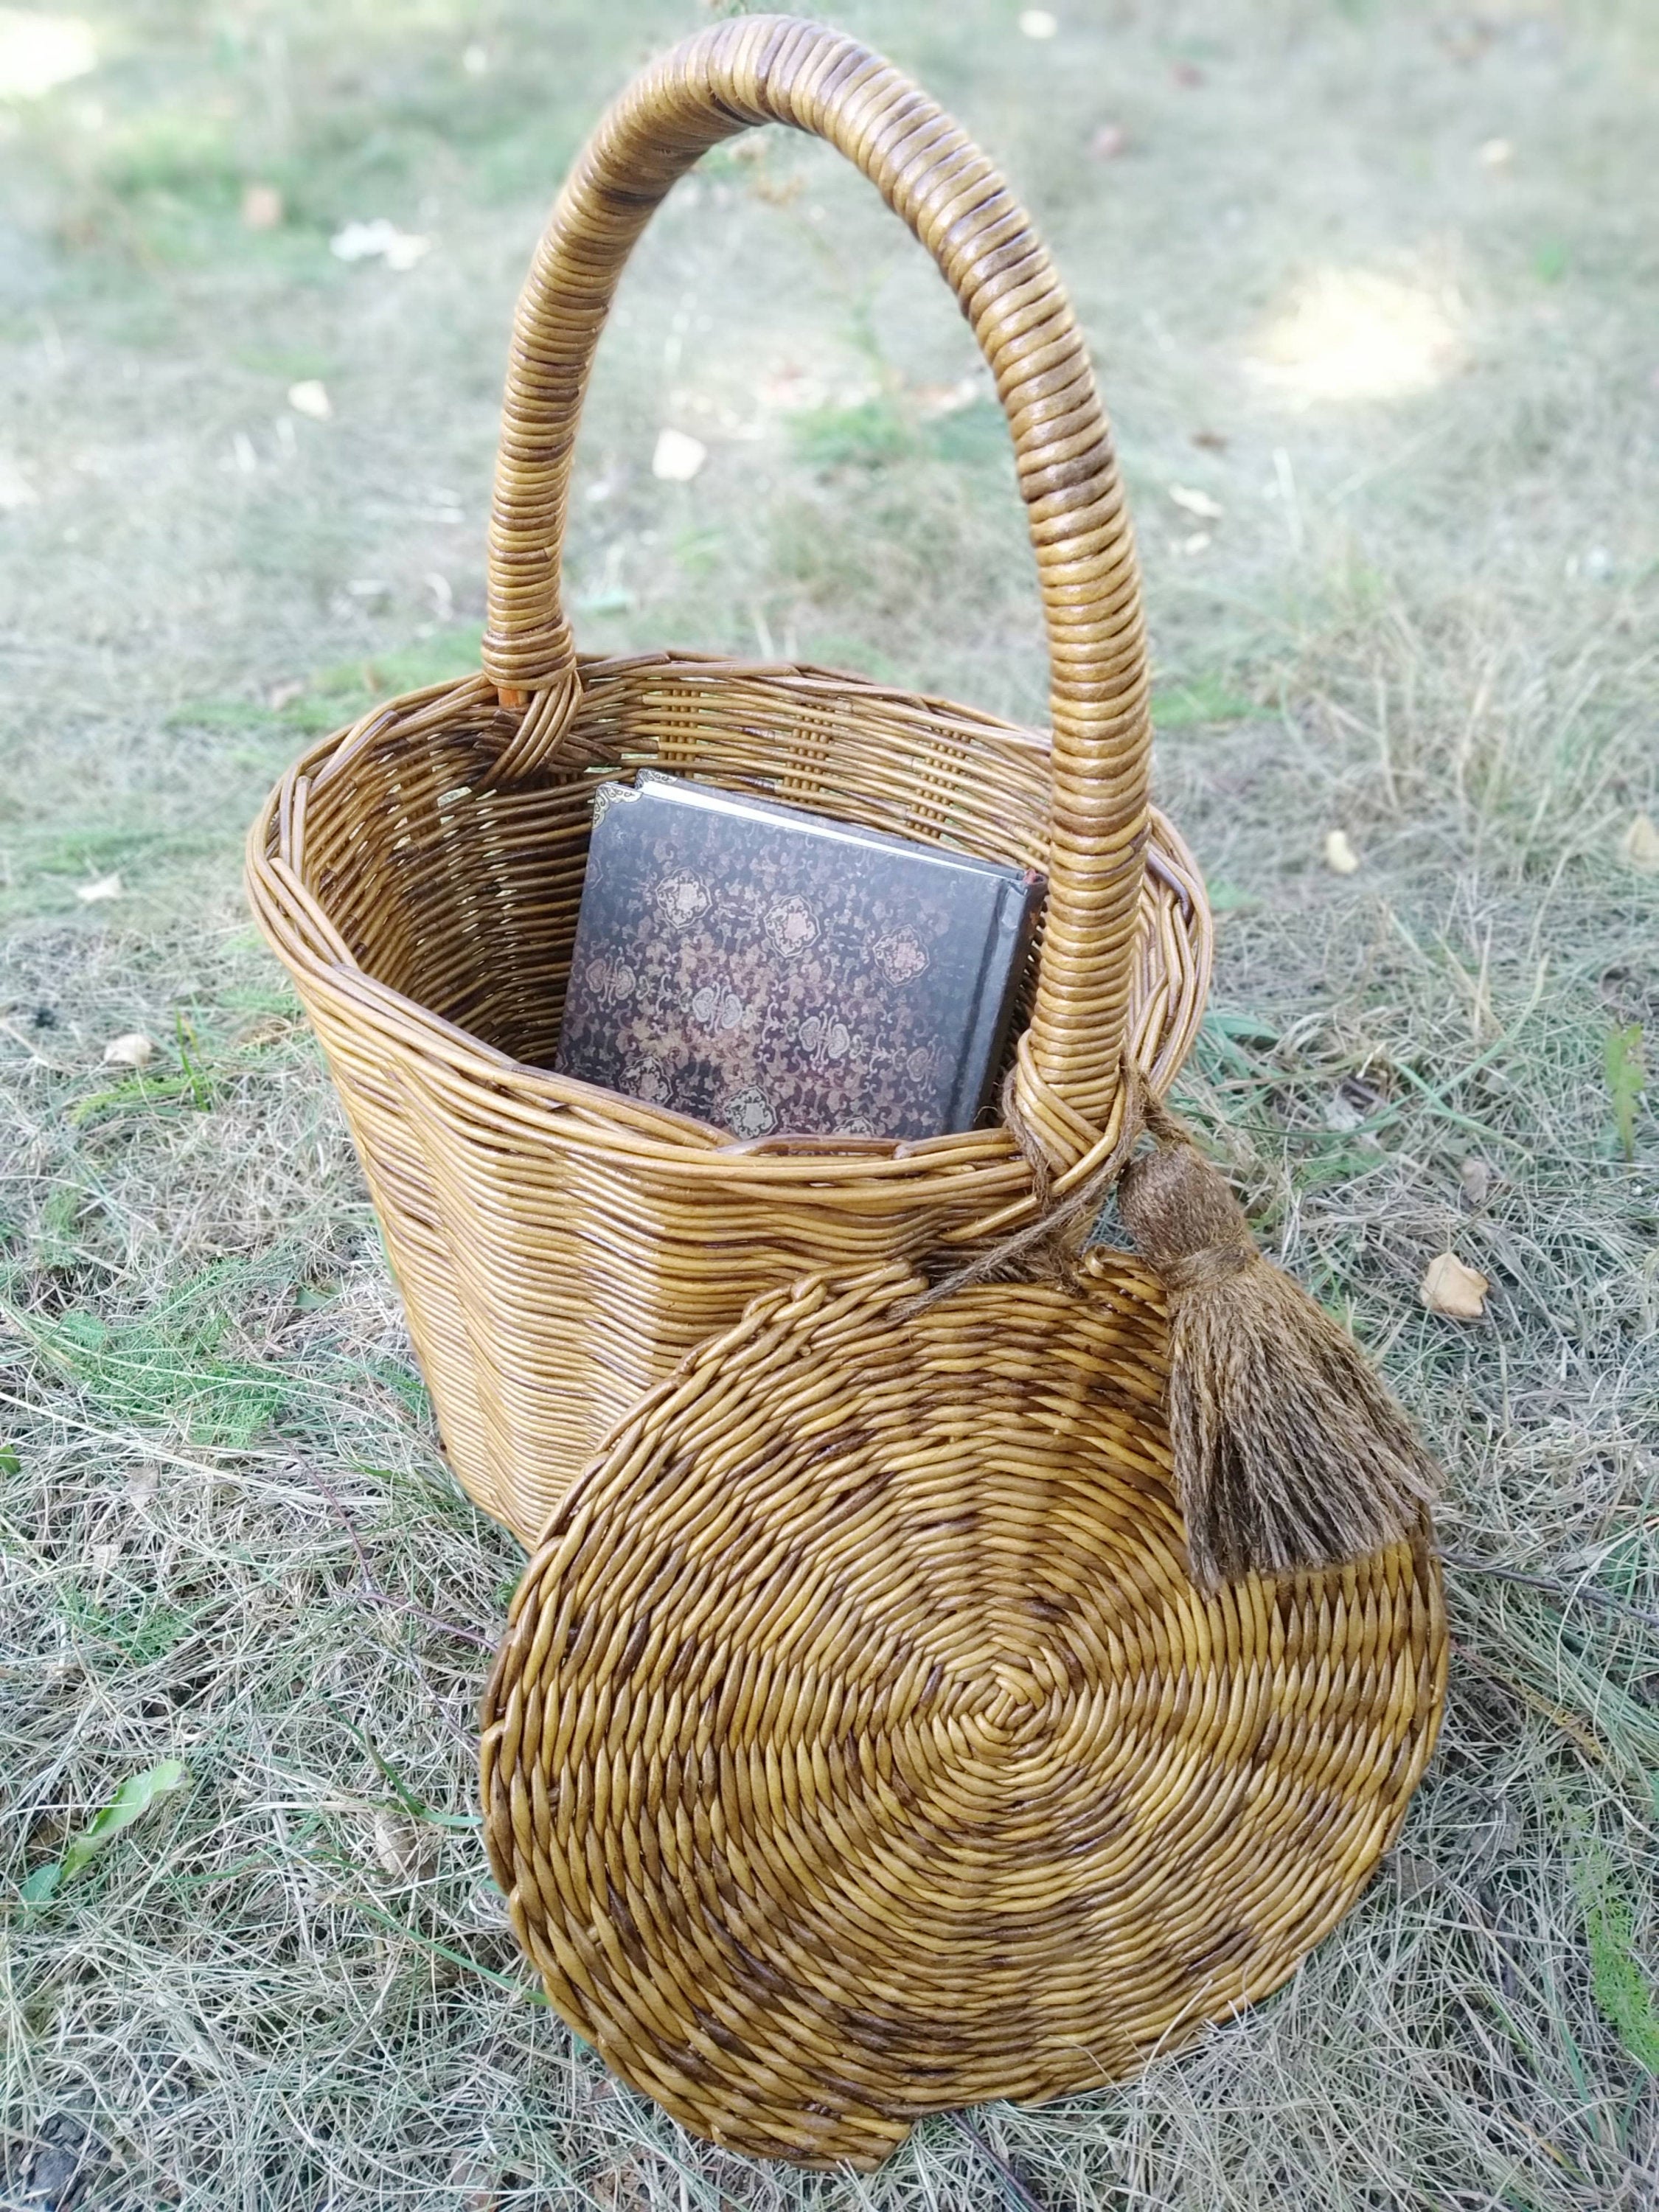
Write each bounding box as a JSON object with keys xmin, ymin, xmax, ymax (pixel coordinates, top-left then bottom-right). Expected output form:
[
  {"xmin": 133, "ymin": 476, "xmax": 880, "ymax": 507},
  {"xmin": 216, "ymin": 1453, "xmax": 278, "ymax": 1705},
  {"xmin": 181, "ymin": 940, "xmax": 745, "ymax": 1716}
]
[{"xmin": 1118, "ymin": 1136, "xmax": 1253, "ymax": 1263}]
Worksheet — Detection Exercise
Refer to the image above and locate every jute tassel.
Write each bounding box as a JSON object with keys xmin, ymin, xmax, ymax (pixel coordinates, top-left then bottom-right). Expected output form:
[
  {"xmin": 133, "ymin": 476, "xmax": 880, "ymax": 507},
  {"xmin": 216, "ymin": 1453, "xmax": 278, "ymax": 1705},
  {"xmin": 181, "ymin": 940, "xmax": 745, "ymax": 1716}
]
[
  {"xmin": 1118, "ymin": 1095, "xmax": 1440, "ymax": 1589},
  {"xmin": 910, "ymin": 1071, "xmax": 1439, "ymax": 1590}
]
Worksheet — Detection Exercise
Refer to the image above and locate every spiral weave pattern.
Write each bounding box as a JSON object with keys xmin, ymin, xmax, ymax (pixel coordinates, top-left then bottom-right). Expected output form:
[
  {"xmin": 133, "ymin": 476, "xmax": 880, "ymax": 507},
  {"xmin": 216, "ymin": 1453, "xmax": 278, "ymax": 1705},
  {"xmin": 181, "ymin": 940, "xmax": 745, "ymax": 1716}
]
[{"xmin": 481, "ymin": 1260, "xmax": 1447, "ymax": 2167}]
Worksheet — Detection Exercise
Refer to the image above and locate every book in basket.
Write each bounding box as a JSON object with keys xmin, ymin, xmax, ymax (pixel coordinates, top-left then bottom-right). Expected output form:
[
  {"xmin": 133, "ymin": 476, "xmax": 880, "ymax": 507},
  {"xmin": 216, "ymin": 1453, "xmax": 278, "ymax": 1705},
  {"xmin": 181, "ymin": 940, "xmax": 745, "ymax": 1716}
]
[{"xmin": 554, "ymin": 772, "xmax": 1044, "ymax": 1142}]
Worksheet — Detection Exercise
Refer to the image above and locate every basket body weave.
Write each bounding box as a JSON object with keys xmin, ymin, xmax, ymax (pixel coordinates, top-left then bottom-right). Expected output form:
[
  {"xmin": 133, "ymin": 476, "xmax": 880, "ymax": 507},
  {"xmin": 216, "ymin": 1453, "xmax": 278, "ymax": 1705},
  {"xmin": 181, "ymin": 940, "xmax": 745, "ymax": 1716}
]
[
  {"xmin": 250, "ymin": 661, "xmax": 1206, "ymax": 1542},
  {"xmin": 246, "ymin": 13, "xmax": 1216, "ymax": 1546}
]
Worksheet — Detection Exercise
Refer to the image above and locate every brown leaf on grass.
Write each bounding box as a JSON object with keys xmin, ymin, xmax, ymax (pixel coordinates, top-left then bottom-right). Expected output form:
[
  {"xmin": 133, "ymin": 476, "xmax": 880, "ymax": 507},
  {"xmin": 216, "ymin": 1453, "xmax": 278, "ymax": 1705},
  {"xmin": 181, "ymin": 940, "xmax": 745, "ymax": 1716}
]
[
  {"xmin": 372, "ymin": 1811, "xmax": 425, "ymax": 1882},
  {"xmin": 240, "ymin": 184, "xmax": 284, "ymax": 231},
  {"xmin": 1422, "ymin": 1251, "xmax": 1489, "ymax": 1319},
  {"xmin": 234, "ymin": 1016, "xmax": 294, "ymax": 1048},
  {"xmin": 102, "ymin": 1032, "xmax": 156, "ymax": 1068},
  {"xmin": 1170, "ymin": 484, "xmax": 1224, "ymax": 521},
  {"xmin": 1618, "ymin": 812, "xmax": 1659, "ymax": 873},
  {"xmin": 1459, "ymin": 1157, "xmax": 1494, "ymax": 1206},
  {"xmin": 1391, "ymin": 1848, "xmax": 1441, "ymax": 1899},
  {"xmin": 651, "ymin": 427, "xmax": 706, "ymax": 481},
  {"xmin": 1323, "ymin": 830, "xmax": 1360, "ymax": 874}
]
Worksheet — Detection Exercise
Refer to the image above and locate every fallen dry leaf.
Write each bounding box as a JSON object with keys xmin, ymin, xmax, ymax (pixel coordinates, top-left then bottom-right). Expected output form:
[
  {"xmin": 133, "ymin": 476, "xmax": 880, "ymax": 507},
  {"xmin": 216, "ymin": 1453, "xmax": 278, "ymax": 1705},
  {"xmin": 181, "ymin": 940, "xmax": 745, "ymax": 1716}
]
[
  {"xmin": 241, "ymin": 182, "xmax": 283, "ymax": 230},
  {"xmin": 1169, "ymin": 484, "xmax": 1224, "ymax": 521},
  {"xmin": 287, "ymin": 380, "xmax": 331, "ymax": 422},
  {"xmin": 1459, "ymin": 1156, "xmax": 1493, "ymax": 1207},
  {"xmin": 372, "ymin": 1811, "xmax": 422, "ymax": 1881},
  {"xmin": 330, "ymin": 218, "xmax": 431, "ymax": 273},
  {"xmin": 651, "ymin": 427, "xmax": 706, "ymax": 482},
  {"xmin": 234, "ymin": 1016, "xmax": 293, "ymax": 1048},
  {"xmin": 1421, "ymin": 1251, "xmax": 1489, "ymax": 1320},
  {"xmin": 372, "ymin": 1810, "xmax": 438, "ymax": 1882},
  {"xmin": 1618, "ymin": 811, "xmax": 1659, "ymax": 874},
  {"xmin": 77, "ymin": 872, "xmax": 122, "ymax": 903},
  {"xmin": 1391, "ymin": 1847, "xmax": 1441, "ymax": 1899},
  {"xmin": 0, "ymin": 453, "xmax": 40, "ymax": 511},
  {"xmin": 102, "ymin": 1032, "xmax": 156, "ymax": 1068},
  {"xmin": 1323, "ymin": 830, "xmax": 1360, "ymax": 875}
]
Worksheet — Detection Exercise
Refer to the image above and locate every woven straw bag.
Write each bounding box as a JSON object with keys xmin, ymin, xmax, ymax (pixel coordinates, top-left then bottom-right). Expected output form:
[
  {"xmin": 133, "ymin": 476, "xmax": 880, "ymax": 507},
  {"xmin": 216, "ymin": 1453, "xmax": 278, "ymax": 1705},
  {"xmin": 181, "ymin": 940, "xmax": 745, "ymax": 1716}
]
[{"xmin": 248, "ymin": 14, "xmax": 1448, "ymax": 2168}]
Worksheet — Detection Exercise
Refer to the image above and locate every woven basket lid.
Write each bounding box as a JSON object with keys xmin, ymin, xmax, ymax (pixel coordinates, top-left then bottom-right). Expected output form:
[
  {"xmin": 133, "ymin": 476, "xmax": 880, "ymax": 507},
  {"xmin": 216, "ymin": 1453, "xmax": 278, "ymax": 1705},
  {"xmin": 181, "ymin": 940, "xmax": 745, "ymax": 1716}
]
[{"xmin": 481, "ymin": 1258, "xmax": 1447, "ymax": 2168}]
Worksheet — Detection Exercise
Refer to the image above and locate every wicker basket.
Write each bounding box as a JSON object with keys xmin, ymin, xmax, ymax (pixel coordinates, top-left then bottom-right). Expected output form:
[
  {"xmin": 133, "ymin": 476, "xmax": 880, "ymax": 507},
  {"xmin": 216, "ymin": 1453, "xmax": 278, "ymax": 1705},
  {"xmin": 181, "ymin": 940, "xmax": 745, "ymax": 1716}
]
[
  {"xmin": 249, "ymin": 15, "xmax": 1449, "ymax": 2164},
  {"xmin": 246, "ymin": 12, "xmax": 1213, "ymax": 1548}
]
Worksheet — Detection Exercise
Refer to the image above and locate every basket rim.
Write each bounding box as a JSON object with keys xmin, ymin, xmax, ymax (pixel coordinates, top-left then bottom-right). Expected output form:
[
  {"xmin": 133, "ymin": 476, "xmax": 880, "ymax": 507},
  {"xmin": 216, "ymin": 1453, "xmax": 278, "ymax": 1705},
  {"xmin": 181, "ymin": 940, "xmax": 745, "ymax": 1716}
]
[{"xmin": 246, "ymin": 652, "xmax": 1212, "ymax": 1217}]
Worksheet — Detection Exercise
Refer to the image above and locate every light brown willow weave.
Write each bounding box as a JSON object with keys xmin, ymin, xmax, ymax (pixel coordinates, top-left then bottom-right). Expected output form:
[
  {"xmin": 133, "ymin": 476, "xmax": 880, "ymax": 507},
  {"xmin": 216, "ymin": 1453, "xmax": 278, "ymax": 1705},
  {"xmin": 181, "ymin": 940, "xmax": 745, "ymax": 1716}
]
[
  {"xmin": 481, "ymin": 1260, "xmax": 1448, "ymax": 2168},
  {"xmin": 246, "ymin": 12, "xmax": 1214, "ymax": 1548},
  {"xmin": 248, "ymin": 14, "xmax": 1450, "ymax": 2160}
]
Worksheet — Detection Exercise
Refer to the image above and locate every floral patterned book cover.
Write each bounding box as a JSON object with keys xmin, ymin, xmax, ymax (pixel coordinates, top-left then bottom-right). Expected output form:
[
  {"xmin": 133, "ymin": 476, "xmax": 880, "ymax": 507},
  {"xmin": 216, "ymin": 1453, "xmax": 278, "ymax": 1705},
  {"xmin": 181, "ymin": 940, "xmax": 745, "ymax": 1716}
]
[{"xmin": 554, "ymin": 771, "xmax": 1045, "ymax": 1143}]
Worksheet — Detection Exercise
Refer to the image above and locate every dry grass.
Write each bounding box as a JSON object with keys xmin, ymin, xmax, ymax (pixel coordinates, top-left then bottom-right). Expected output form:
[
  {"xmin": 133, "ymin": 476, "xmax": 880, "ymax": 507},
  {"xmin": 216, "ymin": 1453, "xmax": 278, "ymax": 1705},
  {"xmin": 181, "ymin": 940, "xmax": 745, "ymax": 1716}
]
[{"xmin": 3, "ymin": 1, "xmax": 1657, "ymax": 2205}]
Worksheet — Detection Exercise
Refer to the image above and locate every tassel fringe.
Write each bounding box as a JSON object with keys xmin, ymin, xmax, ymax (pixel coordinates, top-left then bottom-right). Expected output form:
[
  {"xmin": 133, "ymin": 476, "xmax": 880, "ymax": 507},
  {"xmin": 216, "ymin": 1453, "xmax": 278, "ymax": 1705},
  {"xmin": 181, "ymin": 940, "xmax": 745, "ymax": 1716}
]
[
  {"xmin": 912, "ymin": 1069, "xmax": 1441, "ymax": 1590},
  {"xmin": 1118, "ymin": 1129, "xmax": 1439, "ymax": 1590}
]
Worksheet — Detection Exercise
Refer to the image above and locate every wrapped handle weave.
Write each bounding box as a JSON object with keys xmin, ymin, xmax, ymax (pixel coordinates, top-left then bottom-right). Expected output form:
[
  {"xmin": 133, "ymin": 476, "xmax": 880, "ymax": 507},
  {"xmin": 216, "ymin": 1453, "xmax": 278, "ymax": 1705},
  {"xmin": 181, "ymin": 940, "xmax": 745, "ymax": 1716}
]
[{"xmin": 483, "ymin": 12, "xmax": 1150, "ymax": 1143}]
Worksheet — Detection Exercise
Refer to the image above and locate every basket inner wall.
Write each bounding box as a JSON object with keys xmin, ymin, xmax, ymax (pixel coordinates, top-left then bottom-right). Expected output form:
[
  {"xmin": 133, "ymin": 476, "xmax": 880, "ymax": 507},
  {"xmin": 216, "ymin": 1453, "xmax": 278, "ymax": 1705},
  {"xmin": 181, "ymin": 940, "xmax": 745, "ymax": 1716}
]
[{"xmin": 302, "ymin": 661, "xmax": 1056, "ymax": 1083}]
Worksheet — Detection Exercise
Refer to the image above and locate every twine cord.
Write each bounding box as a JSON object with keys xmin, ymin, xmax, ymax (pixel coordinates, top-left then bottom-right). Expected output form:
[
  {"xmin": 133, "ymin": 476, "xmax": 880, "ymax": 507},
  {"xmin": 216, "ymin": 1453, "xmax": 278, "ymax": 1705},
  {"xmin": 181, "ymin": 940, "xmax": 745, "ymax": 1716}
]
[
  {"xmin": 1159, "ymin": 1242, "xmax": 1254, "ymax": 1293},
  {"xmin": 900, "ymin": 1058, "xmax": 1155, "ymax": 1316}
]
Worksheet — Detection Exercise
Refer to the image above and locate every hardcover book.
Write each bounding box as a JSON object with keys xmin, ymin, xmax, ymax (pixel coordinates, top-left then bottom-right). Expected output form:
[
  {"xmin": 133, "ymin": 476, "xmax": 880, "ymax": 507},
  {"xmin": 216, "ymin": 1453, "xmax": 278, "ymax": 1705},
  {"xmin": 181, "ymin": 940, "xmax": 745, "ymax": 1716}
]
[{"xmin": 554, "ymin": 772, "xmax": 1044, "ymax": 1143}]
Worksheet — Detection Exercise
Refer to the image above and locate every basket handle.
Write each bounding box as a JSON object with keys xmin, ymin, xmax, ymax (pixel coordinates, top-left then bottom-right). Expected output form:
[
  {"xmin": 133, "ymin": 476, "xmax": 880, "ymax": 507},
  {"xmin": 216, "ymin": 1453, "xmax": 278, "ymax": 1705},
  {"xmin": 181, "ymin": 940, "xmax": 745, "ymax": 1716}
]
[{"xmin": 482, "ymin": 13, "xmax": 1150, "ymax": 1151}]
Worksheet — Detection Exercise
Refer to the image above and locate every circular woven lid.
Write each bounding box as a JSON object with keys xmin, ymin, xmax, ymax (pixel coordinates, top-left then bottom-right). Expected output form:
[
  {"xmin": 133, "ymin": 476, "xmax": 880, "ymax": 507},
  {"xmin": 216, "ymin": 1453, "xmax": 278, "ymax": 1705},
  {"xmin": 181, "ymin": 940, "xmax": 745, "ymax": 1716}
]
[{"xmin": 481, "ymin": 1259, "xmax": 1446, "ymax": 2168}]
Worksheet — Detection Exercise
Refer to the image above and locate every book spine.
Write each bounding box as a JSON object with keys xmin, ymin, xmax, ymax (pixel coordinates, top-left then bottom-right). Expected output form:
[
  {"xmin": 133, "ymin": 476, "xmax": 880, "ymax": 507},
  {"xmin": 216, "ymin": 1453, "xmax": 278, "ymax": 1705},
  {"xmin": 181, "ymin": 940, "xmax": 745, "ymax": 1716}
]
[{"xmin": 947, "ymin": 877, "xmax": 1043, "ymax": 1132}]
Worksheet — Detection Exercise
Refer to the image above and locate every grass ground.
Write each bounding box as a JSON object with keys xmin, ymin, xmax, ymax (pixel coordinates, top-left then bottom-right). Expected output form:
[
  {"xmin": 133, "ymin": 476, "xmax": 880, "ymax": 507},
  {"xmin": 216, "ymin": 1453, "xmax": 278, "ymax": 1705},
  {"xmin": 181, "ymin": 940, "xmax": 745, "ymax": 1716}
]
[{"xmin": 1, "ymin": 0, "xmax": 1656, "ymax": 2205}]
